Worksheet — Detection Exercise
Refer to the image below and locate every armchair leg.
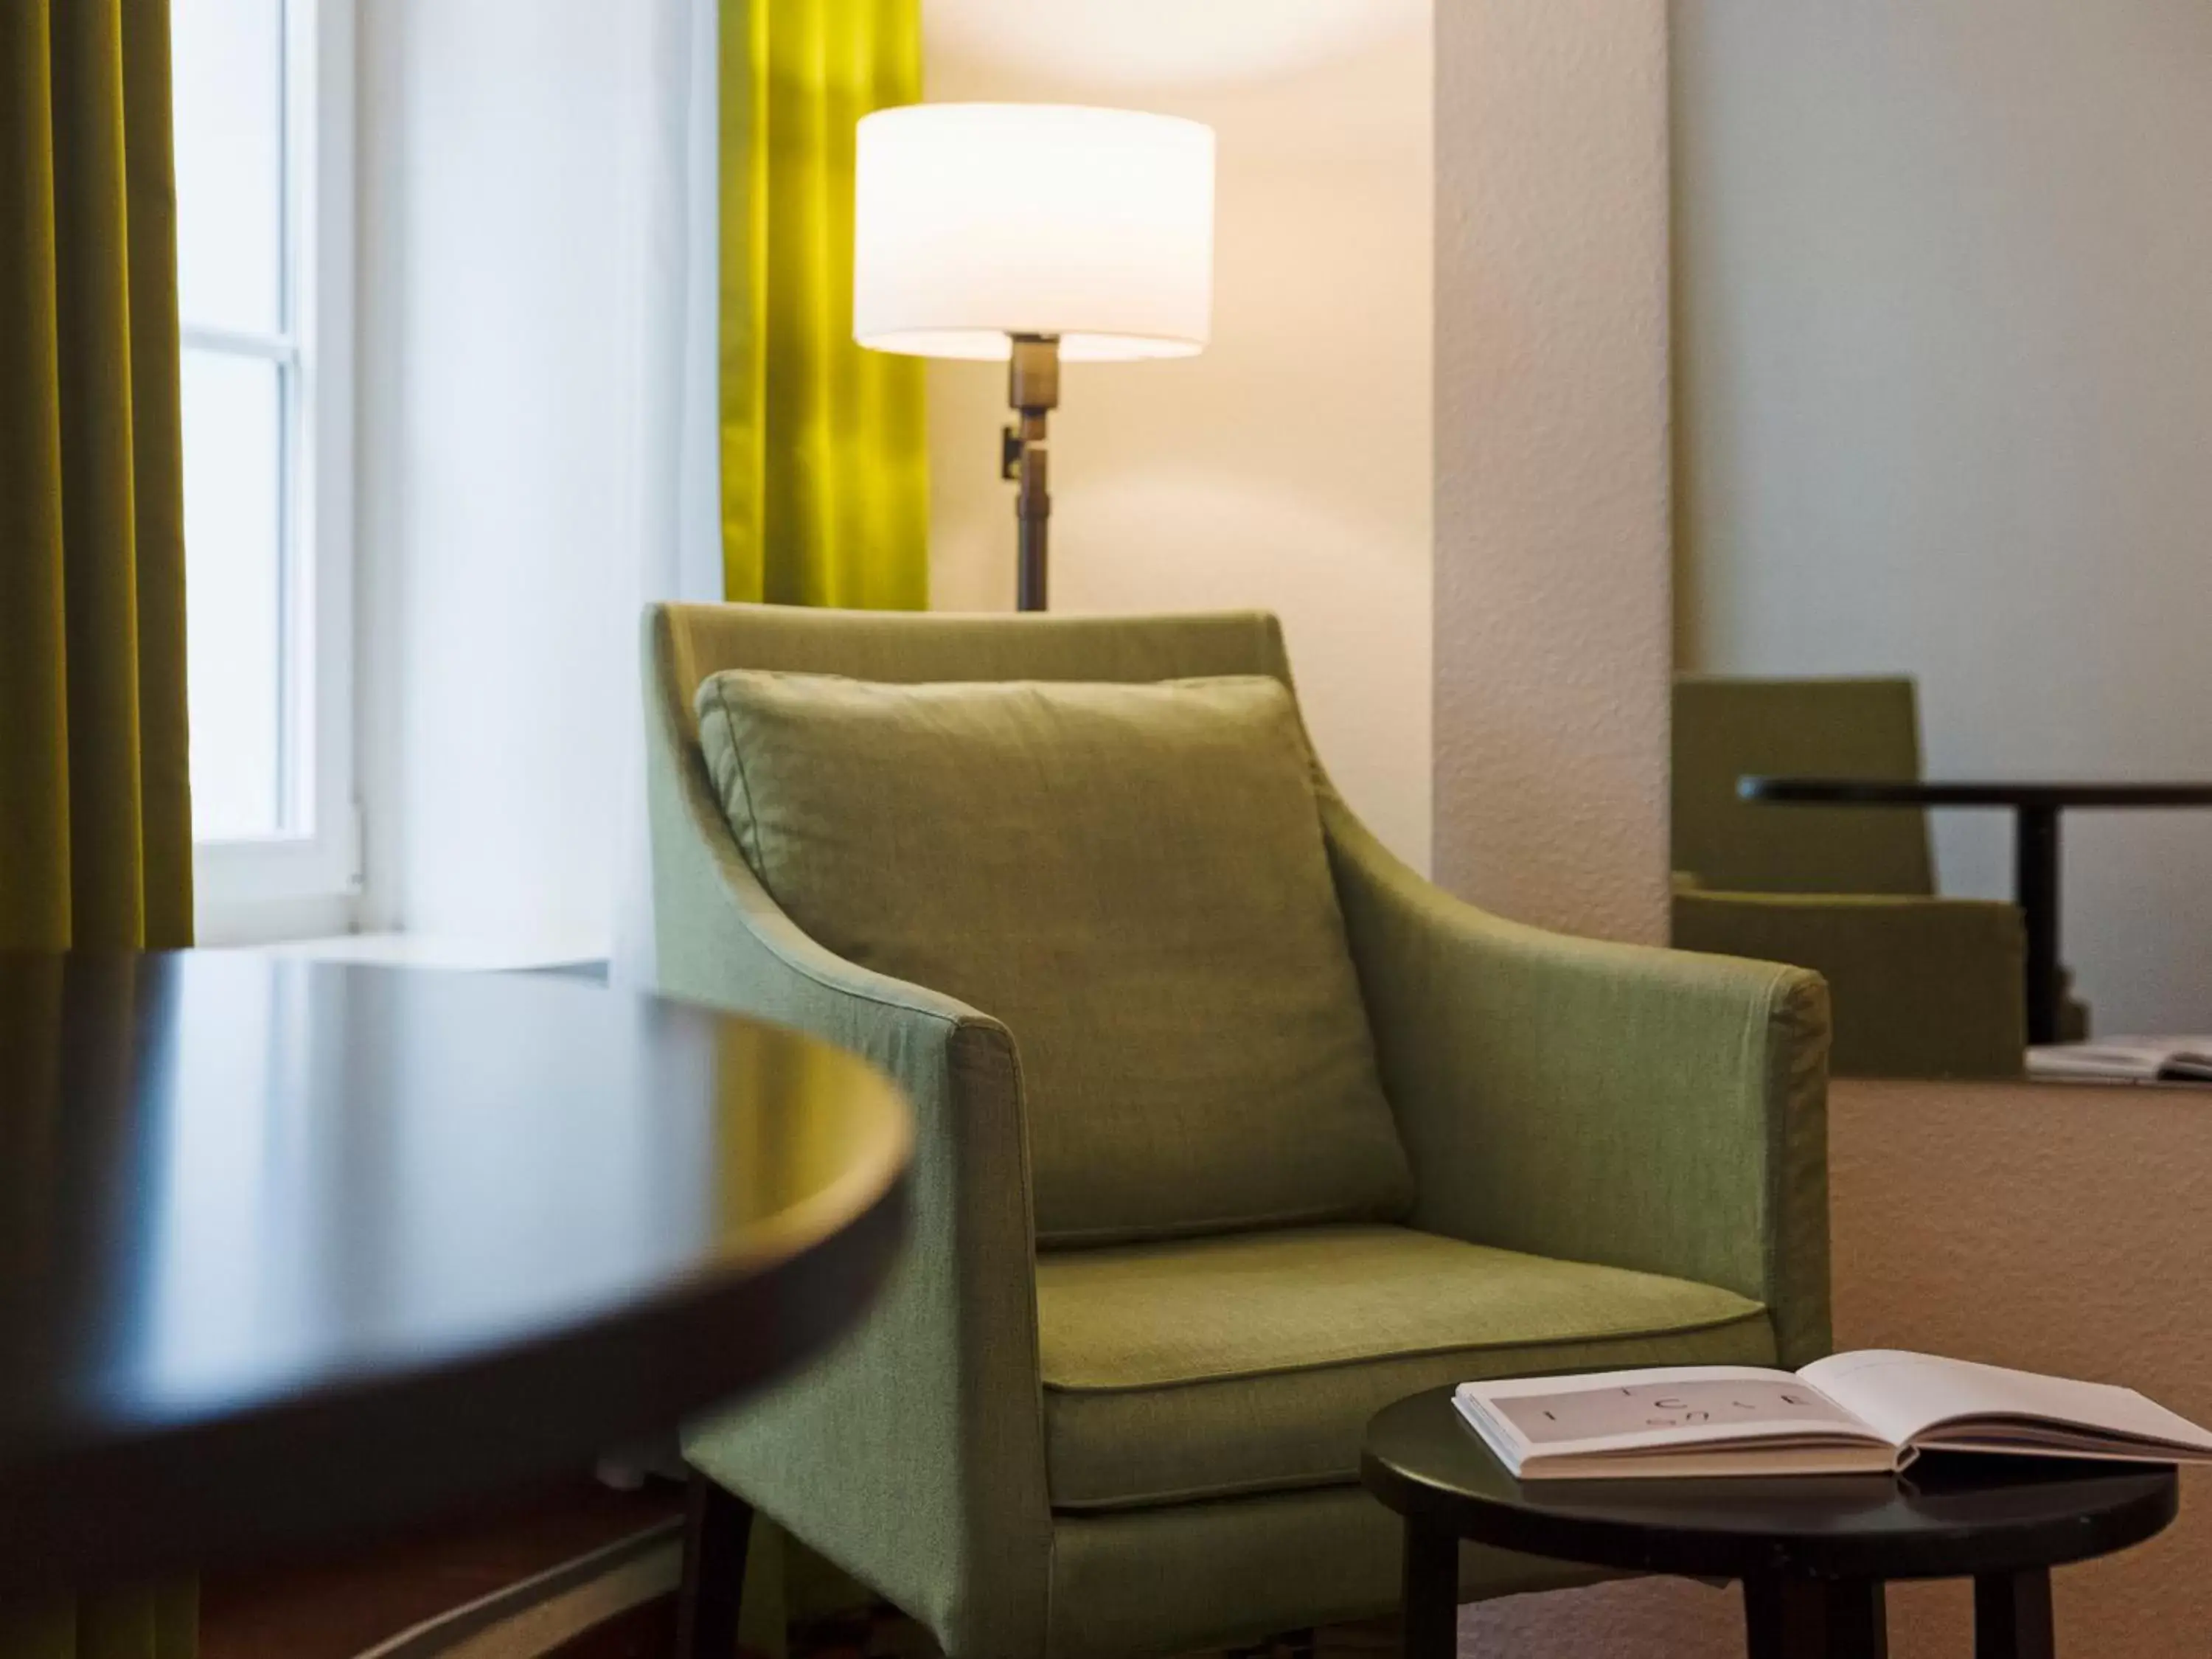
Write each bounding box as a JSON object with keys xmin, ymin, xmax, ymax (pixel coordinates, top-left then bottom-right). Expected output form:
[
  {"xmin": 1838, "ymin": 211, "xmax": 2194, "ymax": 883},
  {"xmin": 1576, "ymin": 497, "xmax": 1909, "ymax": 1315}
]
[{"xmin": 676, "ymin": 1471, "xmax": 754, "ymax": 1659}]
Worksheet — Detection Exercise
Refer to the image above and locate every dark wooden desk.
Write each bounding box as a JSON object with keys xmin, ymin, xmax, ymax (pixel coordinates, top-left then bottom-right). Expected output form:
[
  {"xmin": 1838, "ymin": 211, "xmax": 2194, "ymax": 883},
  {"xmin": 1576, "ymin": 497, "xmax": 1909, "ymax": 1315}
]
[
  {"xmin": 1363, "ymin": 1387, "xmax": 2179, "ymax": 1659},
  {"xmin": 1740, "ymin": 778, "xmax": 2212, "ymax": 1045},
  {"xmin": 0, "ymin": 950, "xmax": 910, "ymax": 1598}
]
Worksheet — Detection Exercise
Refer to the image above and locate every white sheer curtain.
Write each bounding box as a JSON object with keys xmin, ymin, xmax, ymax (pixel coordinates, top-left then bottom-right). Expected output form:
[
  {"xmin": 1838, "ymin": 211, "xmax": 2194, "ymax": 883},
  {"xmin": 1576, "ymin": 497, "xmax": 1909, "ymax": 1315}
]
[
  {"xmin": 354, "ymin": 0, "xmax": 720, "ymax": 971},
  {"xmin": 610, "ymin": 0, "xmax": 726, "ymax": 989},
  {"xmin": 599, "ymin": 0, "xmax": 722, "ymax": 1484}
]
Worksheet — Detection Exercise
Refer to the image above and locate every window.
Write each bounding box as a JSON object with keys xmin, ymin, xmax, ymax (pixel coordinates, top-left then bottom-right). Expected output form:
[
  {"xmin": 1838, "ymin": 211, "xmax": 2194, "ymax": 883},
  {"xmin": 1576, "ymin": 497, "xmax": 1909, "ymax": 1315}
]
[{"xmin": 173, "ymin": 0, "xmax": 355, "ymax": 938}]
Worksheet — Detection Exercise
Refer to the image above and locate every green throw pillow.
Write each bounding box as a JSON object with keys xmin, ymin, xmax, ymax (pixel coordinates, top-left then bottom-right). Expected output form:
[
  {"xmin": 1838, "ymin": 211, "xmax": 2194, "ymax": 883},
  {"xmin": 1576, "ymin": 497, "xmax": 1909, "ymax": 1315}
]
[{"xmin": 695, "ymin": 670, "xmax": 1414, "ymax": 1245}]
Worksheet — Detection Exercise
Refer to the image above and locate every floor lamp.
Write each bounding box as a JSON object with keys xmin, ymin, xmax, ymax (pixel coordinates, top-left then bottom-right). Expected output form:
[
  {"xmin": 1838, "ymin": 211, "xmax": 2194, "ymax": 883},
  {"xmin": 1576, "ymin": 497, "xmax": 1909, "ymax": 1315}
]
[{"xmin": 852, "ymin": 103, "xmax": 1216, "ymax": 611}]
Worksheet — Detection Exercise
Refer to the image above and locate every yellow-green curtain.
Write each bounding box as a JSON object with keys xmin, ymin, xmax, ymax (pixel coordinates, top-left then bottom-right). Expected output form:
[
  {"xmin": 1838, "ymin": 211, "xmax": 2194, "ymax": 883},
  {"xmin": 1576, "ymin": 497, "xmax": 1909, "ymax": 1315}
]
[
  {"xmin": 0, "ymin": 0, "xmax": 195, "ymax": 1653},
  {"xmin": 0, "ymin": 1593, "xmax": 194, "ymax": 1659},
  {"xmin": 720, "ymin": 0, "xmax": 930, "ymax": 608},
  {"xmin": 1, "ymin": 0, "xmax": 194, "ymax": 955}
]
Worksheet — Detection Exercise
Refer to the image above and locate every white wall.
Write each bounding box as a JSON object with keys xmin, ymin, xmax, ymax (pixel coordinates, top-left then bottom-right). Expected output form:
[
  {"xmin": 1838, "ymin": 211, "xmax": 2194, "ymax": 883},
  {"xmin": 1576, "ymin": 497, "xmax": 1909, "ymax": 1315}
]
[
  {"xmin": 1673, "ymin": 0, "xmax": 2212, "ymax": 1033},
  {"xmin": 355, "ymin": 0, "xmax": 717, "ymax": 953},
  {"xmin": 1425, "ymin": 7, "xmax": 2212, "ymax": 1655},
  {"xmin": 922, "ymin": 0, "xmax": 1434, "ymax": 872},
  {"xmin": 1432, "ymin": 0, "xmax": 1674, "ymax": 946}
]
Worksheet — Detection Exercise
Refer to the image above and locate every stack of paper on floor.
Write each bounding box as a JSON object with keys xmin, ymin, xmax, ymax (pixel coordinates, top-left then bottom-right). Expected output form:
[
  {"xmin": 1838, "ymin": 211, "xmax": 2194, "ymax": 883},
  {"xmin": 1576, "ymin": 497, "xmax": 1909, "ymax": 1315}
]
[{"xmin": 1455, "ymin": 1351, "xmax": 2212, "ymax": 1480}]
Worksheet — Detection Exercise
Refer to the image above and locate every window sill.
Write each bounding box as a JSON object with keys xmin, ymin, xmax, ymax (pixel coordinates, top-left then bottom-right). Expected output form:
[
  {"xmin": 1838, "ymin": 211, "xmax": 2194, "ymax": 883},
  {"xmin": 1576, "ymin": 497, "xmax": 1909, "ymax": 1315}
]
[{"xmin": 195, "ymin": 889, "xmax": 357, "ymax": 947}]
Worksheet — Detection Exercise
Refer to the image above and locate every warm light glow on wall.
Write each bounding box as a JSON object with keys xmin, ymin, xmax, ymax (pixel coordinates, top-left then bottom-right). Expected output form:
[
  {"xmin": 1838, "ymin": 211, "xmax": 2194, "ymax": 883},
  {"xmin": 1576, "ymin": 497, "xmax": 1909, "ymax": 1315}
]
[{"xmin": 923, "ymin": 0, "xmax": 1427, "ymax": 88}]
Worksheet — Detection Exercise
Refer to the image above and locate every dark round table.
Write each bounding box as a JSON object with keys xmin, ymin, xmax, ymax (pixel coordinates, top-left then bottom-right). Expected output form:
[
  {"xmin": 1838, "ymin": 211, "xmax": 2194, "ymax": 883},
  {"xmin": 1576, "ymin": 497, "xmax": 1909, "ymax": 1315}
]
[
  {"xmin": 0, "ymin": 950, "xmax": 911, "ymax": 1599},
  {"xmin": 1739, "ymin": 776, "xmax": 2212, "ymax": 1045},
  {"xmin": 1362, "ymin": 1386, "xmax": 2180, "ymax": 1659}
]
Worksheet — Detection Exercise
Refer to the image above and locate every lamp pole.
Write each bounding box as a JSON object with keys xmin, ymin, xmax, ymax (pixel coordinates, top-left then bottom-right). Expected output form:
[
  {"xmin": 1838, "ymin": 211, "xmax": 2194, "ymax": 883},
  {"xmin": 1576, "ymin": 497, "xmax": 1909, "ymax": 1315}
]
[{"xmin": 1001, "ymin": 333, "xmax": 1060, "ymax": 611}]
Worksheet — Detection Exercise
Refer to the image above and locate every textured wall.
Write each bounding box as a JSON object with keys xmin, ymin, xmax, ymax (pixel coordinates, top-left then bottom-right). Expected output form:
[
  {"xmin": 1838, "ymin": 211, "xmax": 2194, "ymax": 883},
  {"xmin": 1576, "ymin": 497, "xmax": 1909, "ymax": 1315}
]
[
  {"xmin": 1433, "ymin": 0, "xmax": 1673, "ymax": 945},
  {"xmin": 1434, "ymin": 10, "xmax": 1696, "ymax": 1632},
  {"xmin": 924, "ymin": 0, "xmax": 1436, "ymax": 872}
]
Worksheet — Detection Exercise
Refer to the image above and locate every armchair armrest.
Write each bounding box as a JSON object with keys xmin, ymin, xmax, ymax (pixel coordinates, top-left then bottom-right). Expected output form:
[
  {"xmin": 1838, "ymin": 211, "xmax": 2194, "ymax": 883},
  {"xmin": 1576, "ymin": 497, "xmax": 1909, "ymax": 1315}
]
[
  {"xmin": 644, "ymin": 632, "xmax": 1051, "ymax": 1659},
  {"xmin": 1322, "ymin": 802, "xmax": 1832, "ymax": 1366},
  {"xmin": 1672, "ymin": 888, "xmax": 2024, "ymax": 1082}
]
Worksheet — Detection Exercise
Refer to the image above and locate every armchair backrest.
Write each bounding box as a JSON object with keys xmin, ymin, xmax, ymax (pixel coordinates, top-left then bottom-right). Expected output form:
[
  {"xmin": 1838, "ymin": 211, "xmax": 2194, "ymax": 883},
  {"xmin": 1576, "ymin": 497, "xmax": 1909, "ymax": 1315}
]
[
  {"xmin": 644, "ymin": 608, "xmax": 1310, "ymax": 975},
  {"xmin": 644, "ymin": 603, "xmax": 1421, "ymax": 1247},
  {"xmin": 652, "ymin": 603, "xmax": 1295, "ymax": 712},
  {"xmin": 1672, "ymin": 675, "xmax": 1936, "ymax": 896},
  {"xmin": 645, "ymin": 604, "xmax": 1307, "ymax": 928}
]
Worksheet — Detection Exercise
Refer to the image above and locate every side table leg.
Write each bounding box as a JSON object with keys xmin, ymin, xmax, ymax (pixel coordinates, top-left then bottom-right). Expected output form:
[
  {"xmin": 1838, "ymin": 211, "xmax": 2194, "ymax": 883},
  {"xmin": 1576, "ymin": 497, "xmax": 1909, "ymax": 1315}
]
[
  {"xmin": 1743, "ymin": 1576, "xmax": 1888, "ymax": 1659},
  {"xmin": 1400, "ymin": 1519, "xmax": 1458, "ymax": 1659},
  {"xmin": 1976, "ymin": 1567, "xmax": 2055, "ymax": 1659},
  {"xmin": 1829, "ymin": 1580, "xmax": 1888, "ymax": 1659},
  {"xmin": 1745, "ymin": 1575, "xmax": 1825, "ymax": 1659}
]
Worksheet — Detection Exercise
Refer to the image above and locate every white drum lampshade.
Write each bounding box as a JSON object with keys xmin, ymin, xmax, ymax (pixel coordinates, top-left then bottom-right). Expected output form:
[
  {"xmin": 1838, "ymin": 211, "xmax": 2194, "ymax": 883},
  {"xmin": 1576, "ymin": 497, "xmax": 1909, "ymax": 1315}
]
[{"xmin": 853, "ymin": 103, "xmax": 1215, "ymax": 363}]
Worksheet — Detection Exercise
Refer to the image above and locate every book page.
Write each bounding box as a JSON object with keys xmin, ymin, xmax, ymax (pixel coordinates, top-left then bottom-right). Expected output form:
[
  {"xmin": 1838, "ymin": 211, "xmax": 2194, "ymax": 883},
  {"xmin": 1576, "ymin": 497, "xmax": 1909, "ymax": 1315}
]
[
  {"xmin": 1461, "ymin": 1366, "xmax": 1887, "ymax": 1463},
  {"xmin": 1802, "ymin": 1350, "xmax": 2212, "ymax": 1455}
]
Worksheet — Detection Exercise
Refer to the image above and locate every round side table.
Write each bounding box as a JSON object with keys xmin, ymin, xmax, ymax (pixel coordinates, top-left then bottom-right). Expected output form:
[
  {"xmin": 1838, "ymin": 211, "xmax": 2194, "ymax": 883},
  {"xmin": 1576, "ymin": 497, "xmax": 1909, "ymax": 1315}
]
[
  {"xmin": 0, "ymin": 950, "xmax": 913, "ymax": 1598},
  {"xmin": 1361, "ymin": 1386, "xmax": 2180, "ymax": 1659}
]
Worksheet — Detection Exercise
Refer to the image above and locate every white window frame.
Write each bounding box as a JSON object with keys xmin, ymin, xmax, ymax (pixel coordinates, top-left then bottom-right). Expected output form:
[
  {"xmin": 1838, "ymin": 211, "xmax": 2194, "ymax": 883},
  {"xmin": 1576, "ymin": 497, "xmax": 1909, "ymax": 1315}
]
[{"xmin": 189, "ymin": 0, "xmax": 358, "ymax": 945}]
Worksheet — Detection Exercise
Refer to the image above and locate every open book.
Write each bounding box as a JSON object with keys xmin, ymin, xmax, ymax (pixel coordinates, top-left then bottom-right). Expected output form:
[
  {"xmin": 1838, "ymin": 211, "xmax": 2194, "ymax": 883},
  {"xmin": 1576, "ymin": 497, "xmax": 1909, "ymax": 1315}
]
[
  {"xmin": 2027, "ymin": 1037, "xmax": 2212, "ymax": 1085},
  {"xmin": 1455, "ymin": 1351, "xmax": 2212, "ymax": 1479}
]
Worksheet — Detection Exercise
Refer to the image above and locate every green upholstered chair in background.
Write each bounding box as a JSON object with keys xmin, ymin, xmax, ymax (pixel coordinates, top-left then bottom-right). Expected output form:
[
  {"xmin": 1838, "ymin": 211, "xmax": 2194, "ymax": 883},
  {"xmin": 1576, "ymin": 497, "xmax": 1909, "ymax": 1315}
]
[
  {"xmin": 1671, "ymin": 675, "xmax": 2037, "ymax": 1079},
  {"xmin": 646, "ymin": 604, "xmax": 1832, "ymax": 1659}
]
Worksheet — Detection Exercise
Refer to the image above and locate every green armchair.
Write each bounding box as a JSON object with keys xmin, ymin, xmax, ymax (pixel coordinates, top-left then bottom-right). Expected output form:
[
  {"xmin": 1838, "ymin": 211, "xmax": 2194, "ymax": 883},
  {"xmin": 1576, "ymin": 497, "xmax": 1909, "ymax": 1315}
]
[
  {"xmin": 1672, "ymin": 675, "xmax": 2034, "ymax": 1078},
  {"xmin": 646, "ymin": 604, "xmax": 1831, "ymax": 1659}
]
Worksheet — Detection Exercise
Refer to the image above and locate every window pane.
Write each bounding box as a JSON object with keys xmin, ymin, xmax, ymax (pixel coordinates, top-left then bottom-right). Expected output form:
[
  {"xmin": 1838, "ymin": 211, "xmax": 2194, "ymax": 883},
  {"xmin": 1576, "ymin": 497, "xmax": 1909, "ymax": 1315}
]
[
  {"xmin": 183, "ymin": 349, "xmax": 285, "ymax": 839},
  {"xmin": 172, "ymin": 0, "xmax": 285, "ymax": 333}
]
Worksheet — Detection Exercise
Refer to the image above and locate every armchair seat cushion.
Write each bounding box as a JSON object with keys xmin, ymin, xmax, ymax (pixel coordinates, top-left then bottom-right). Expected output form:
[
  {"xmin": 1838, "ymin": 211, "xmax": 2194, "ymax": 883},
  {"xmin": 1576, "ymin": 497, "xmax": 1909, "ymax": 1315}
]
[{"xmin": 1036, "ymin": 1225, "xmax": 1775, "ymax": 1514}]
